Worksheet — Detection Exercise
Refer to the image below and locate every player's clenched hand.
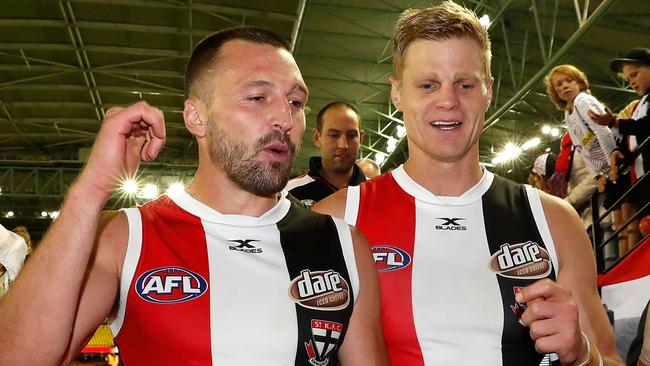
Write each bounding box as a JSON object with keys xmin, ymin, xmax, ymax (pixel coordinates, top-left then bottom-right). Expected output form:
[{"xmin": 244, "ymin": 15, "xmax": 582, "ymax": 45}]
[
  {"xmin": 78, "ymin": 101, "xmax": 165, "ymax": 200},
  {"xmin": 516, "ymin": 279, "xmax": 588, "ymax": 366}
]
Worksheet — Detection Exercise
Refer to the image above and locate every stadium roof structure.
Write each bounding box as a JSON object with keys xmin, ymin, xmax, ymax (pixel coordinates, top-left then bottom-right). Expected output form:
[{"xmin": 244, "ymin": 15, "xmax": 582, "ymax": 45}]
[{"xmin": 0, "ymin": 0, "xmax": 648, "ymax": 225}]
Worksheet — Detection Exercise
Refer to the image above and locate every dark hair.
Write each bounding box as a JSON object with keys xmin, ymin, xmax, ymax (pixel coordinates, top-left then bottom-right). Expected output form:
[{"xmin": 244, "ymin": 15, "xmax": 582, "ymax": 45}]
[
  {"xmin": 184, "ymin": 26, "xmax": 291, "ymax": 102},
  {"xmin": 315, "ymin": 101, "xmax": 359, "ymax": 132}
]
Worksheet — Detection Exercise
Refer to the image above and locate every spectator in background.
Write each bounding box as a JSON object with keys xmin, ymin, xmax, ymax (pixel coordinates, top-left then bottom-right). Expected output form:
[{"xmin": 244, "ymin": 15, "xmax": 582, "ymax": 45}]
[
  {"xmin": 528, "ymin": 152, "xmax": 557, "ymax": 193},
  {"xmin": 545, "ymin": 64, "xmax": 617, "ymax": 180},
  {"xmin": 0, "ymin": 224, "xmax": 28, "ymax": 297},
  {"xmin": 590, "ymin": 47, "xmax": 650, "ymax": 253},
  {"xmin": 356, "ymin": 157, "xmax": 381, "ymax": 178},
  {"xmin": 287, "ymin": 101, "xmax": 366, "ymax": 206},
  {"xmin": 545, "ymin": 65, "xmax": 638, "ymax": 256}
]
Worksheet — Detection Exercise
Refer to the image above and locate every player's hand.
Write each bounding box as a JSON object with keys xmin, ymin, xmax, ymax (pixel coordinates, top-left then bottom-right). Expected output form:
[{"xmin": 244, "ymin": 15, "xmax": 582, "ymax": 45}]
[
  {"xmin": 77, "ymin": 101, "xmax": 166, "ymax": 200},
  {"xmin": 588, "ymin": 108, "xmax": 616, "ymax": 127},
  {"xmin": 516, "ymin": 279, "xmax": 588, "ymax": 366}
]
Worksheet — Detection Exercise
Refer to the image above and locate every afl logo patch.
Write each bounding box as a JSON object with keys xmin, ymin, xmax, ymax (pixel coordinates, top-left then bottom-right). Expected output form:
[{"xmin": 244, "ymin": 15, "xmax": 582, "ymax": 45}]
[
  {"xmin": 489, "ymin": 241, "xmax": 552, "ymax": 279},
  {"xmin": 288, "ymin": 269, "xmax": 350, "ymax": 311},
  {"xmin": 135, "ymin": 266, "xmax": 208, "ymax": 304},
  {"xmin": 371, "ymin": 246, "xmax": 412, "ymax": 272}
]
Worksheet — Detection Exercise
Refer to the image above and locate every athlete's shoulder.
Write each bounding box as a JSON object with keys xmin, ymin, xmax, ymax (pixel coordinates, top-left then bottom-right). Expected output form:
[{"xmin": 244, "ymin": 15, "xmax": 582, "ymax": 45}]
[{"xmin": 313, "ymin": 188, "xmax": 348, "ymax": 220}]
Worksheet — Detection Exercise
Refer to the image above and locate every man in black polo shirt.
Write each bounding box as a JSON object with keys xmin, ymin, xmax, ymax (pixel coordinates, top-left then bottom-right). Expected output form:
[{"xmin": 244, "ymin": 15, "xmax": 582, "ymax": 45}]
[{"xmin": 287, "ymin": 101, "xmax": 366, "ymax": 207}]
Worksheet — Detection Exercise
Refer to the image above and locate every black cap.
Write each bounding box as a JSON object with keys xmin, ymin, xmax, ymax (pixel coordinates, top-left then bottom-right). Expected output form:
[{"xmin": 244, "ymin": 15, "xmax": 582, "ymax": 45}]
[{"xmin": 610, "ymin": 47, "xmax": 650, "ymax": 73}]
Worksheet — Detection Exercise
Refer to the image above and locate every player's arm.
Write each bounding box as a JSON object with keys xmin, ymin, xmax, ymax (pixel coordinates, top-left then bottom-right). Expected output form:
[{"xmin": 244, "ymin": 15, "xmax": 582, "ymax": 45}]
[
  {"xmin": 313, "ymin": 188, "xmax": 348, "ymax": 219},
  {"xmin": 0, "ymin": 102, "xmax": 165, "ymax": 365},
  {"xmin": 338, "ymin": 226, "xmax": 389, "ymax": 365},
  {"xmin": 518, "ymin": 193, "xmax": 623, "ymax": 365},
  {"xmin": 0, "ymin": 191, "xmax": 123, "ymax": 365},
  {"xmin": 62, "ymin": 211, "xmax": 129, "ymax": 363}
]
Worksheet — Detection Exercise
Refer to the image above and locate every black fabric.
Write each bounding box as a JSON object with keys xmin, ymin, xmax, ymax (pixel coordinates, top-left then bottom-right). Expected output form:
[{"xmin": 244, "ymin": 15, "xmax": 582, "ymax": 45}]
[
  {"xmin": 278, "ymin": 202, "xmax": 355, "ymax": 366},
  {"xmin": 288, "ymin": 156, "xmax": 366, "ymax": 205},
  {"xmin": 482, "ymin": 175, "xmax": 558, "ymax": 366},
  {"xmin": 627, "ymin": 300, "xmax": 649, "ymax": 366},
  {"xmin": 617, "ymin": 94, "xmax": 650, "ymax": 175}
]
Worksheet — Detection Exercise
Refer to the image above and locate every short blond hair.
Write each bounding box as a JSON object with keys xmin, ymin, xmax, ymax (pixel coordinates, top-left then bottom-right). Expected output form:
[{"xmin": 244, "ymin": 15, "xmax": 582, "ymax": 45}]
[
  {"xmin": 392, "ymin": 1, "xmax": 492, "ymax": 82},
  {"xmin": 544, "ymin": 64, "xmax": 591, "ymax": 111}
]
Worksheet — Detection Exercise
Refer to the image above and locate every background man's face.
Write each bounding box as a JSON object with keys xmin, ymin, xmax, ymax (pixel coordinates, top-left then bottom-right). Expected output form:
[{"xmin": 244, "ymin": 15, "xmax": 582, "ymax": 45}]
[
  {"xmin": 313, "ymin": 106, "xmax": 363, "ymax": 174},
  {"xmin": 204, "ymin": 40, "xmax": 308, "ymax": 196}
]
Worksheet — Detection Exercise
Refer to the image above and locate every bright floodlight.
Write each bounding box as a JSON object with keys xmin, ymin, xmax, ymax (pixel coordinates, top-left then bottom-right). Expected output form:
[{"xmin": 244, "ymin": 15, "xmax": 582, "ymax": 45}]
[
  {"xmin": 396, "ymin": 125, "xmax": 407, "ymax": 138},
  {"xmin": 141, "ymin": 183, "xmax": 159, "ymax": 199},
  {"xmin": 491, "ymin": 142, "xmax": 523, "ymax": 165},
  {"xmin": 550, "ymin": 127, "xmax": 560, "ymax": 137},
  {"xmin": 521, "ymin": 137, "xmax": 541, "ymax": 150},
  {"xmin": 121, "ymin": 178, "xmax": 139, "ymax": 194},
  {"xmin": 5, "ymin": 211, "xmax": 14, "ymax": 218},
  {"xmin": 541, "ymin": 125, "xmax": 551, "ymax": 134},
  {"xmin": 167, "ymin": 182, "xmax": 185, "ymax": 197},
  {"xmin": 50, "ymin": 211, "xmax": 60, "ymax": 219},
  {"xmin": 41, "ymin": 211, "xmax": 48, "ymax": 217},
  {"xmin": 479, "ymin": 14, "xmax": 491, "ymax": 29},
  {"xmin": 375, "ymin": 152, "xmax": 386, "ymax": 166},
  {"xmin": 386, "ymin": 137, "xmax": 397, "ymax": 153}
]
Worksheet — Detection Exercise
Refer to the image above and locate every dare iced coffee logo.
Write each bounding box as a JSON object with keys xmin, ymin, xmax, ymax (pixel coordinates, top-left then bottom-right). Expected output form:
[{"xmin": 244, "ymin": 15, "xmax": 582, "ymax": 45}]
[
  {"xmin": 288, "ymin": 269, "xmax": 350, "ymax": 311},
  {"xmin": 489, "ymin": 241, "xmax": 552, "ymax": 279}
]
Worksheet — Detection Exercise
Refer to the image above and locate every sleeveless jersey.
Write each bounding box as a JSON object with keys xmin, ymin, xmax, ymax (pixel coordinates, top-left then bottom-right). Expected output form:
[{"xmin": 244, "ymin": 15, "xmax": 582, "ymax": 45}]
[
  {"xmin": 110, "ymin": 190, "xmax": 359, "ymax": 366},
  {"xmin": 344, "ymin": 166, "xmax": 559, "ymax": 366}
]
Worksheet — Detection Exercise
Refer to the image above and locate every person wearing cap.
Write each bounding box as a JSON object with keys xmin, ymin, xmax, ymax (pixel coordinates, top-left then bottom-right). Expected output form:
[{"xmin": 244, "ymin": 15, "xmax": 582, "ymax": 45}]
[
  {"xmin": 589, "ymin": 47, "xmax": 650, "ymax": 254},
  {"xmin": 589, "ymin": 47, "xmax": 650, "ymax": 185},
  {"xmin": 528, "ymin": 152, "xmax": 557, "ymax": 193}
]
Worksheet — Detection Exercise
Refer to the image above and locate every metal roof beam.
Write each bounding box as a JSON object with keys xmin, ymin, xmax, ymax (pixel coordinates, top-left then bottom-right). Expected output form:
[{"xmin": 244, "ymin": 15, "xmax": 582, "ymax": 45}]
[
  {"xmin": 95, "ymin": 71, "xmax": 184, "ymax": 93},
  {"xmin": 69, "ymin": 0, "xmax": 295, "ymax": 21},
  {"xmin": 59, "ymin": 0, "xmax": 104, "ymax": 121},
  {"xmin": 484, "ymin": 0, "xmax": 618, "ymax": 131}
]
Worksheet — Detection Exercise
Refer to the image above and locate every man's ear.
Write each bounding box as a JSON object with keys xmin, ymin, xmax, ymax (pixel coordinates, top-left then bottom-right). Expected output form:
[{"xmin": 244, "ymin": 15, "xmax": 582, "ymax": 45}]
[
  {"xmin": 389, "ymin": 76, "xmax": 401, "ymax": 110},
  {"xmin": 312, "ymin": 127, "xmax": 322, "ymax": 148},
  {"xmin": 359, "ymin": 129, "xmax": 365, "ymax": 145},
  {"xmin": 183, "ymin": 99, "xmax": 207, "ymax": 138},
  {"xmin": 486, "ymin": 76, "xmax": 494, "ymax": 112}
]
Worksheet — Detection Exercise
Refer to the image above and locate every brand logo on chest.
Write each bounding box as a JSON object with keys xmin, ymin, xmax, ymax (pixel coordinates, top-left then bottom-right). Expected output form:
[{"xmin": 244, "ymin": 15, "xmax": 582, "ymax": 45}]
[
  {"xmin": 135, "ymin": 266, "xmax": 208, "ymax": 304},
  {"xmin": 488, "ymin": 241, "xmax": 552, "ymax": 279},
  {"xmin": 435, "ymin": 217, "xmax": 467, "ymax": 231},
  {"xmin": 288, "ymin": 270, "xmax": 350, "ymax": 311},
  {"xmin": 228, "ymin": 239, "xmax": 262, "ymax": 253},
  {"xmin": 371, "ymin": 246, "xmax": 412, "ymax": 272}
]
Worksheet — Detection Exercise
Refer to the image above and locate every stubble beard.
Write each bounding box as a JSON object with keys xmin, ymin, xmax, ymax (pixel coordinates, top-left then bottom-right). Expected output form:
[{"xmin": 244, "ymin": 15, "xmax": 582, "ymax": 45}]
[
  {"xmin": 207, "ymin": 119, "xmax": 298, "ymax": 197},
  {"xmin": 325, "ymin": 154, "xmax": 356, "ymax": 175}
]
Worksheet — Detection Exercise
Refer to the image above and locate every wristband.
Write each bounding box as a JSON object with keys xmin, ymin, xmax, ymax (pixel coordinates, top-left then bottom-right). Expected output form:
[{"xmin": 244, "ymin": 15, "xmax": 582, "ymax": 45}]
[{"xmin": 575, "ymin": 332, "xmax": 602, "ymax": 366}]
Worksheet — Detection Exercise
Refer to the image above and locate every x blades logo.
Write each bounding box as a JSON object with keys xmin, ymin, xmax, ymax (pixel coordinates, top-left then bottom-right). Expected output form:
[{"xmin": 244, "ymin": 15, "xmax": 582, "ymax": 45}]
[
  {"xmin": 435, "ymin": 217, "xmax": 467, "ymax": 231},
  {"xmin": 228, "ymin": 239, "xmax": 262, "ymax": 253}
]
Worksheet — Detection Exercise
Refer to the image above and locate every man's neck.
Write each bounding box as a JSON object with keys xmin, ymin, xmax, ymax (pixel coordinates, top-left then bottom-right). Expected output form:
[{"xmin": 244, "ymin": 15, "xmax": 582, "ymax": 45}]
[
  {"xmin": 403, "ymin": 151, "xmax": 483, "ymax": 197},
  {"xmin": 185, "ymin": 163, "xmax": 281, "ymax": 217},
  {"xmin": 319, "ymin": 167, "xmax": 353, "ymax": 190}
]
